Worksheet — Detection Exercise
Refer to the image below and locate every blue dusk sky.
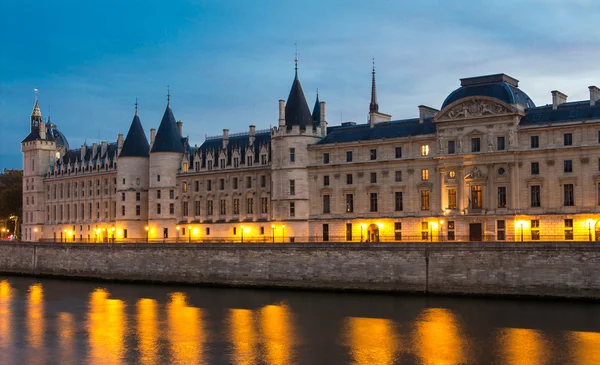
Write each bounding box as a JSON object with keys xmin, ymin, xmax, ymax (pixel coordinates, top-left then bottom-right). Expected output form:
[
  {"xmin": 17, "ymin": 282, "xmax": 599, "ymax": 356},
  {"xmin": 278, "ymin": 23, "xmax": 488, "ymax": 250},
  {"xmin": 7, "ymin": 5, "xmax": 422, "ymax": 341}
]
[{"xmin": 2, "ymin": 0, "xmax": 600, "ymax": 169}]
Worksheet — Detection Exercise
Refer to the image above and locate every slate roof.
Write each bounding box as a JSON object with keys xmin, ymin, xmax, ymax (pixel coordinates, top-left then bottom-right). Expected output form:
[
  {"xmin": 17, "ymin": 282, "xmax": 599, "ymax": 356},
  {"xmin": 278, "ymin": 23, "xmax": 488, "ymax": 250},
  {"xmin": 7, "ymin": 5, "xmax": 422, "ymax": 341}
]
[
  {"xmin": 191, "ymin": 131, "xmax": 272, "ymax": 168},
  {"xmin": 442, "ymin": 73, "xmax": 536, "ymax": 109},
  {"xmin": 285, "ymin": 70, "xmax": 313, "ymax": 130},
  {"xmin": 120, "ymin": 113, "xmax": 150, "ymax": 158},
  {"xmin": 59, "ymin": 142, "xmax": 119, "ymax": 165},
  {"xmin": 151, "ymin": 103, "xmax": 184, "ymax": 153},
  {"xmin": 21, "ymin": 121, "xmax": 69, "ymax": 149},
  {"xmin": 311, "ymin": 93, "xmax": 320, "ymax": 123},
  {"xmin": 317, "ymin": 118, "xmax": 436, "ymax": 145},
  {"xmin": 520, "ymin": 100, "xmax": 600, "ymax": 126}
]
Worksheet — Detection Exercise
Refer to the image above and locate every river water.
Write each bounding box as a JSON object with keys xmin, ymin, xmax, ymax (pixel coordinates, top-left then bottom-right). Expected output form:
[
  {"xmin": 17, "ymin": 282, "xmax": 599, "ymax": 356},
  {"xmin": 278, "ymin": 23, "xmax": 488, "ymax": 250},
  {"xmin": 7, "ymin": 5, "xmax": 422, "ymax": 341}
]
[{"xmin": 0, "ymin": 276, "xmax": 598, "ymax": 365}]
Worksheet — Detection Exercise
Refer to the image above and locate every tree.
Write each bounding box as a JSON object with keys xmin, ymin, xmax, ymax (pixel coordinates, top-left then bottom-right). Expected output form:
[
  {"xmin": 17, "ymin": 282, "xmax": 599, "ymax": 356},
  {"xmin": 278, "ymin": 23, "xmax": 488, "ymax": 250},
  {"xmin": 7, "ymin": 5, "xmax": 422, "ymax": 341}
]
[{"xmin": 0, "ymin": 169, "xmax": 23, "ymax": 237}]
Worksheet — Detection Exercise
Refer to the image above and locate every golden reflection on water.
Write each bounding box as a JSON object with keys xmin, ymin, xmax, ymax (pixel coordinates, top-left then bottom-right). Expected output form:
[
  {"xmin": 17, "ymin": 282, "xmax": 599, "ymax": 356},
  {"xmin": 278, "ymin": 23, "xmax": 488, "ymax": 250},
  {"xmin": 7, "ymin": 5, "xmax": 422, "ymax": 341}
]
[
  {"xmin": 498, "ymin": 328, "xmax": 548, "ymax": 365},
  {"xmin": 229, "ymin": 309, "xmax": 257, "ymax": 365},
  {"xmin": 0, "ymin": 280, "xmax": 12, "ymax": 346},
  {"xmin": 87, "ymin": 288, "xmax": 127, "ymax": 365},
  {"xmin": 167, "ymin": 292, "xmax": 204, "ymax": 365},
  {"xmin": 569, "ymin": 331, "xmax": 600, "ymax": 365},
  {"xmin": 27, "ymin": 283, "xmax": 44, "ymax": 348},
  {"xmin": 58, "ymin": 312, "xmax": 75, "ymax": 364},
  {"xmin": 344, "ymin": 317, "xmax": 399, "ymax": 365},
  {"xmin": 137, "ymin": 298, "xmax": 159, "ymax": 365},
  {"xmin": 259, "ymin": 304, "xmax": 295, "ymax": 365},
  {"xmin": 413, "ymin": 308, "xmax": 467, "ymax": 365}
]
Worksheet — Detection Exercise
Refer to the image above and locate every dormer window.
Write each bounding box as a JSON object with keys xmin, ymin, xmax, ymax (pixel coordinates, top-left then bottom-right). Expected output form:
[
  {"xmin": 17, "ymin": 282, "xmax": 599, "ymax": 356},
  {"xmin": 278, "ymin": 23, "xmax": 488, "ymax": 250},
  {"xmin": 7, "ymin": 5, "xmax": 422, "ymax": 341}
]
[
  {"xmin": 220, "ymin": 159, "xmax": 225, "ymax": 169},
  {"xmin": 233, "ymin": 157, "xmax": 239, "ymax": 168},
  {"xmin": 247, "ymin": 155, "xmax": 253, "ymax": 166},
  {"xmin": 261, "ymin": 154, "xmax": 267, "ymax": 165},
  {"xmin": 182, "ymin": 163, "xmax": 188, "ymax": 173},
  {"xmin": 208, "ymin": 160, "xmax": 213, "ymax": 170}
]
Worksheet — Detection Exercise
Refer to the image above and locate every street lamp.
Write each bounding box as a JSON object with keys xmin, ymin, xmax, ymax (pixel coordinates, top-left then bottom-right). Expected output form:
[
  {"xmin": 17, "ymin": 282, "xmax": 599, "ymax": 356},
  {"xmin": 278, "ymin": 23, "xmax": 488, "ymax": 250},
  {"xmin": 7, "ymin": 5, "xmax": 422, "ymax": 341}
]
[
  {"xmin": 111, "ymin": 227, "xmax": 115, "ymax": 243},
  {"xmin": 282, "ymin": 224, "xmax": 285, "ymax": 243},
  {"xmin": 63, "ymin": 229, "xmax": 67, "ymax": 243},
  {"xmin": 439, "ymin": 220, "xmax": 445, "ymax": 242},
  {"xmin": 145, "ymin": 226, "xmax": 149, "ymax": 242},
  {"xmin": 188, "ymin": 225, "xmax": 192, "ymax": 243},
  {"xmin": 271, "ymin": 224, "xmax": 275, "ymax": 243},
  {"xmin": 429, "ymin": 223, "xmax": 433, "ymax": 243},
  {"xmin": 241, "ymin": 225, "xmax": 244, "ymax": 243},
  {"xmin": 587, "ymin": 219, "xmax": 593, "ymax": 242},
  {"xmin": 176, "ymin": 226, "xmax": 180, "ymax": 243},
  {"xmin": 520, "ymin": 221, "xmax": 524, "ymax": 242},
  {"xmin": 360, "ymin": 223, "xmax": 365, "ymax": 242}
]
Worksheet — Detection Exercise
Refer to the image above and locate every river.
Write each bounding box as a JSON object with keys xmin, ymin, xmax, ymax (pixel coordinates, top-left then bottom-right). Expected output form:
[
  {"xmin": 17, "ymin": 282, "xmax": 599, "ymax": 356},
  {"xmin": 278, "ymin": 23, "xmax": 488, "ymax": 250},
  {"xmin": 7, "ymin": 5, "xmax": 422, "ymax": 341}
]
[{"xmin": 0, "ymin": 275, "xmax": 598, "ymax": 364}]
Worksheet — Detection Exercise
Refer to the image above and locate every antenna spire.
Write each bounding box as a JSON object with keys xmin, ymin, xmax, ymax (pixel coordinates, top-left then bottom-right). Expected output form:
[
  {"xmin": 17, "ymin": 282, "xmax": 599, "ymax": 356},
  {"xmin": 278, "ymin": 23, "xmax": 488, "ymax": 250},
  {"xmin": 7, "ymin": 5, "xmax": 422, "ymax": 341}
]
[
  {"xmin": 369, "ymin": 58, "xmax": 379, "ymax": 113},
  {"xmin": 294, "ymin": 41, "xmax": 299, "ymax": 79},
  {"xmin": 167, "ymin": 86, "xmax": 171, "ymax": 106},
  {"xmin": 135, "ymin": 97, "xmax": 139, "ymax": 115}
]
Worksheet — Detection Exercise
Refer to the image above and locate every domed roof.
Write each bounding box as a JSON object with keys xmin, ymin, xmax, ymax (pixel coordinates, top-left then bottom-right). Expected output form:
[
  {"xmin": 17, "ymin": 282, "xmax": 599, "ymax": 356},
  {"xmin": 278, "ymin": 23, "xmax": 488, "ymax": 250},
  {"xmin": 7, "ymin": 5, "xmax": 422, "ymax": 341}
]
[
  {"xmin": 46, "ymin": 122, "xmax": 70, "ymax": 150},
  {"xmin": 441, "ymin": 74, "xmax": 536, "ymax": 110}
]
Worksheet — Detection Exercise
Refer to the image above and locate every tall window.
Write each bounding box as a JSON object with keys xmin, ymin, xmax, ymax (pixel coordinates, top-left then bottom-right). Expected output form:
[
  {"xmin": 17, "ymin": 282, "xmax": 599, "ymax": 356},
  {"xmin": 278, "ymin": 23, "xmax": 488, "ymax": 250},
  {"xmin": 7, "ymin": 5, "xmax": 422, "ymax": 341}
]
[
  {"xmin": 289, "ymin": 180, "xmax": 295, "ymax": 195},
  {"xmin": 531, "ymin": 136, "xmax": 539, "ymax": 148},
  {"xmin": 497, "ymin": 136, "xmax": 505, "ymax": 151},
  {"xmin": 564, "ymin": 133, "xmax": 573, "ymax": 146},
  {"xmin": 182, "ymin": 163, "xmax": 188, "ymax": 172},
  {"xmin": 207, "ymin": 200, "xmax": 213, "ymax": 216},
  {"xmin": 394, "ymin": 192, "xmax": 403, "ymax": 211},
  {"xmin": 207, "ymin": 180, "xmax": 212, "ymax": 191},
  {"xmin": 136, "ymin": 205, "xmax": 140, "ymax": 216},
  {"xmin": 497, "ymin": 220, "xmax": 506, "ymax": 240},
  {"xmin": 447, "ymin": 221, "xmax": 455, "ymax": 241},
  {"xmin": 471, "ymin": 185, "xmax": 482, "ymax": 209},
  {"xmin": 471, "ymin": 137, "xmax": 481, "ymax": 152},
  {"xmin": 323, "ymin": 153, "xmax": 329, "ymax": 164},
  {"xmin": 564, "ymin": 184, "xmax": 574, "ymax": 206},
  {"xmin": 183, "ymin": 202, "xmax": 188, "ymax": 216},
  {"xmin": 395, "ymin": 171, "xmax": 402, "ymax": 182},
  {"xmin": 233, "ymin": 199, "xmax": 240, "ymax": 215},
  {"xmin": 220, "ymin": 200, "xmax": 226, "ymax": 215},
  {"xmin": 531, "ymin": 219, "xmax": 540, "ymax": 240},
  {"xmin": 323, "ymin": 195, "xmax": 330, "ymax": 214},
  {"xmin": 346, "ymin": 151, "xmax": 353, "ymax": 162},
  {"xmin": 370, "ymin": 193, "xmax": 378, "ymax": 212},
  {"xmin": 346, "ymin": 223, "xmax": 352, "ymax": 241},
  {"xmin": 219, "ymin": 179, "xmax": 225, "ymax": 190},
  {"xmin": 420, "ymin": 191, "xmax": 430, "ymax": 210},
  {"xmin": 182, "ymin": 181, "xmax": 187, "ymax": 193},
  {"xmin": 289, "ymin": 148, "xmax": 295, "ymax": 163},
  {"xmin": 195, "ymin": 200, "xmax": 201, "ymax": 216},
  {"xmin": 564, "ymin": 219, "xmax": 574, "ymax": 240},
  {"xmin": 448, "ymin": 140, "xmax": 455, "ymax": 154},
  {"xmin": 346, "ymin": 194, "xmax": 354, "ymax": 213},
  {"xmin": 497, "ymin": 187, "xmax": 507, "ymax": 208},
  {"xmin": 246, "ymin": 176, "xmax": 252, "ymax": 188},
  {"xmin": 157, "ymin": 203, "xmax": 161, "ymax": 214},
  {"xmin": 531, "ymin": 185, "xmax": 541, "ymax": 207},
  {"xmin": 233, "ymin": 178, "xmax": 238, "ymax": 190},
  {"xmin": 448, "ymin": 189, "xmax": 457, "ymax": 209},
  {"xmin": 289, "ymin": 202, "xmax": 295, "ymax": 217},
  {"xmin": 421, "ymin": 144, "xmax": 429, "ymax": 156},
  {"xmin": 370, "ymin": 172, "xmax": 377, "ymax": 184},
  {"xmin": 260, "ymin": 175, "xmax": 266, "ymax": 188},
  {"xmin": 169, "ymin": 203, "xmax": 174, "ymax": 214},
  {"xmin": 322, "ymin": 224, "xmax": 329, "ymax": 241},
  {"xmin": 261, "ymin": 197, "xmax": 268, "ymax": 214},
  {"xmin": 323, "ymin": 175, "xmax": 330, "ymax": 186},
  {"xmin": 564, "ymin": 160, "xmax": 573, "ymax": 173},
  {"xmin": 246, "ymin": 198, "xmax": 254, "ymax": 214},
  {"xmin": 421, "ymin": 169, "xmax": 429, "ymax": 181},
  {"xmin": 531, "ymin": 162, "xmax": 539, "ymax": 175},
  {"xmin": 395, "ymin": 147, "xmax": 402, "ymax": 158},
  {"xmin": 394, "ymin": 222, "xmax": 402, "ymax": 241},
  {"xmin": 346, "ymin": 174, "xmax": 353, "ymax": 185},
  {"xmin": 370, "ymin": 149, "xmax": 377, "ymax": 160}
]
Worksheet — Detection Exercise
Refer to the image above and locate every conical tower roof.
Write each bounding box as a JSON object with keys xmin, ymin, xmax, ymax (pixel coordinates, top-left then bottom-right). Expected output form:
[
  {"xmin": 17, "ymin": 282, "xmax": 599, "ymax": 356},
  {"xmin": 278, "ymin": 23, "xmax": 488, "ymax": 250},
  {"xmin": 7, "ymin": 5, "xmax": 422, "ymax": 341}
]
[
  {"xmin": 311, "ymin": 90, "xmax": 320, "ymax": 123},
  {"xmin": 150, "ymin": 101, "xmax": 184, "ymax": 153},
  {"xmin": 120, "ymin": 108, "xmax": 150, "ymax": 158},
  {"xmin": 285, "ymin": 67, "xmax": 313, "ymax": 130}
]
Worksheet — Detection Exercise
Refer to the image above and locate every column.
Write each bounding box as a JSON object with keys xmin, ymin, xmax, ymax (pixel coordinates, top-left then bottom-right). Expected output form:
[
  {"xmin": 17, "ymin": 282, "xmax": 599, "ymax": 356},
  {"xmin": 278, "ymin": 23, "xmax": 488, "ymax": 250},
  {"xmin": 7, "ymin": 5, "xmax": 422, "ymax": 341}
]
[
  {"xmin": 487, "ymin": 164, "xmax": 494, "ymax": 211},
  {"xmin": 508, "ymin": 162, "xmax": 517, "ymax": 211},
  {"xmin": 437, "ymin": 167, "xmax": 446, "ymax": 214},
  {"xmin": 457, "ymin": 167, "xmax": 465, "ymax": 213}
]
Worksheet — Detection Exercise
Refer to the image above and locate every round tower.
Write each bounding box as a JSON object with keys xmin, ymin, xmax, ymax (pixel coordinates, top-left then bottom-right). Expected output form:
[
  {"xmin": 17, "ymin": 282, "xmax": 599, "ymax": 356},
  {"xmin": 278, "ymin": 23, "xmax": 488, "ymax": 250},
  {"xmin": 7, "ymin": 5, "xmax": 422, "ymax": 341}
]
[
  {"xmin": 147, "ymin": 95, "xmax": 184, "ymax": 241},
  {"xmin": 116, "ymin": 102, "xmax": 151, "ymax": 241}
]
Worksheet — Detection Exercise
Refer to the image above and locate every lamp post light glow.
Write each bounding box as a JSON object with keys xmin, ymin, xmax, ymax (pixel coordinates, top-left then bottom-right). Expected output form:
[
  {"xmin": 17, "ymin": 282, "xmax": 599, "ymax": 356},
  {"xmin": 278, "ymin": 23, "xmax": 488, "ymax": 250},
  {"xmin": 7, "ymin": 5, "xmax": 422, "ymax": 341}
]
[
  {"xmin": 271, "ymin": 224, "xmax": 275, "ymax": 243},
  {"xmin": 519, "ymin": 221, "xmax": 524, "ymax": 242},
  {"xmin": 439, "ymin": 220, "xmax": 445, "ymax": 242},
  {"xmin": 63, "ymin": 229, "xmax": 67, "ymax": 243},
  {"xmin": 188, "ymin": 225, "xmax": 192, "ymax": 243},
  {"xmin": 282, "ymin": 224, "xmax": 285, "ymax": 243},
  {"xmin": 176, "ymin": 226, "xmax": 180, "ymax": 243},
  {"xmin": 145, "ymin": 226, "xmax": 149, "ymax": 242},
  {"xmin": 587, "ymin": 219, "xmax": 593, "ymax": 242},
  {"xmin": 360, "ymin": 223, "xmax": 365, "ymax": 242},
  {"xmin": 111, "ymin": 227, "xmax": 115, "ymax": 243},
  {"xmin": 241, "ymin": 225, "xmax": 244, "ymax": 243}
]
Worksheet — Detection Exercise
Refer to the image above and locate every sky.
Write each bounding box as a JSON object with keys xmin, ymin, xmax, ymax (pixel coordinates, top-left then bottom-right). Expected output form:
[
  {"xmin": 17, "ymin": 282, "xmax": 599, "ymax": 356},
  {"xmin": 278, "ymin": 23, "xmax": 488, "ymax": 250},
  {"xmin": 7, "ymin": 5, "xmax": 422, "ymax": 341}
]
[{"xmin": 2, "ymin": 0, "xmax": 600, "ymax": 169}]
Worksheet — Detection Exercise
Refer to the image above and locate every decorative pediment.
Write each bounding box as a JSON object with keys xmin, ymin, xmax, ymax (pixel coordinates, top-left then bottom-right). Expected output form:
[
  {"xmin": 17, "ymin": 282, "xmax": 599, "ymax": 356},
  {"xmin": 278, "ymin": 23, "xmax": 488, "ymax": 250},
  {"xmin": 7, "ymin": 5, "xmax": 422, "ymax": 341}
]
[
  {"xmin": 464, "ymin": 167, "xmax": 487, "ymax": 180},
  {"xmin": 525, "ymin": 176, "xmax": 544, "ymax": 186},
  {"xmin": 417, "ymin": 182, "xmax": 433, "ymax": 190},
  {"xmin": 436, "ymin": 97, "xmax": 515, "ymax": 121}
]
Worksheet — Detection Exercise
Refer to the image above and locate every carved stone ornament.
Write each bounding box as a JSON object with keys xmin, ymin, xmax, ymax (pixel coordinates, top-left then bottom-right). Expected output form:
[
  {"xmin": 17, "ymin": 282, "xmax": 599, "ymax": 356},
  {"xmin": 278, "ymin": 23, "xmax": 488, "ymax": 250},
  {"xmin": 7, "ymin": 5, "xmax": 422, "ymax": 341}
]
[
  {"xmin": 407, "ymin": 169, "xmax": 415, "ymax": 174},
  {"xmin": 581, "ymin": 157, "xmax": 589, "ymax": 164},
  {"xmin": 546, "ymin": 160, "xmax": 555, "ymax": 166},
  {"xmin": 439, "ymin": 99, "xmax": 513, "ymax": 121},
  {"xmin": 464, "ymin": 167, "xmax": 487, "ymax": 180}
]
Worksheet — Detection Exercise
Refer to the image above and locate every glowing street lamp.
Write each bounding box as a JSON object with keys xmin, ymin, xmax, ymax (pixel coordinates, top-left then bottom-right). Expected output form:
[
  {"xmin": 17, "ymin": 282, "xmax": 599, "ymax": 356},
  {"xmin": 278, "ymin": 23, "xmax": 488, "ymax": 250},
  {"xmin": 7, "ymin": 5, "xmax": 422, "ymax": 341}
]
[
  {"xmin": 360, "ymin": 223, "xmax": 365, "ymax": 242},
  {"xmin": 111, "ymin": 227, "xmax": 116, "ymax": 243},
  {"xmin": 145, "ymin": 226, "xmax": 149, "ymax": 242},
  {"xmin": 188, "ymin": 225, "xmax": 192, "ymax": 243},
  {"xmin": 518, "ymin": 220, "xmax": 525, "ymax": 242},
  {"xmin": 587, "ymin": 219, "xmax": 593, "ymax": 242},
  {"xmin": 282, "ymin": 224, "xmax": 286, "ymax": 243},
  {"xmin": 271, "ymin": 224, "xmax": 275, "ymax": 243},
  {"xmin": 439, "ymin": 220, "xmax": 445, "ymax": 242},
  {"xmin": 176, "ymin": 226, "xmax": 180, "ymax": 243}
]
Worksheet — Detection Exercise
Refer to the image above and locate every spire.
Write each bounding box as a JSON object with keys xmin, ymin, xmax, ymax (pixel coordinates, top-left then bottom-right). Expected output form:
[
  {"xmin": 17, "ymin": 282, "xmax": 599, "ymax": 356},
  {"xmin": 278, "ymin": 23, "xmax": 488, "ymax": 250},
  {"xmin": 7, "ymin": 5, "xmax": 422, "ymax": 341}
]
[
  {"xmin": 369, "ymin": 58, "xmax": 379, "ymax": 113},
  {"xmin": 294, "ymin": 41, "xmax": 299, "ymax": 80},
  {"xmin": 311, "ymin": 89, "xmax": 321, "ymax": 123},
  {"xmin": 120, "ymin": 104, "xmax": 150, "ymax": 158},
  {"xmin": 31, "ymin": 88, "xmax": 42, "ymax": 120},
  {"xmin": 150, "ymin": 99, "xmax": 184, "ymax": 153},
  {"xmin": 167, "ymin": 86, "xmax": 171, "ymax": 106},
  {"xmin": 285, "ymin": 52, "xmax": 313, "ymax": 130}
]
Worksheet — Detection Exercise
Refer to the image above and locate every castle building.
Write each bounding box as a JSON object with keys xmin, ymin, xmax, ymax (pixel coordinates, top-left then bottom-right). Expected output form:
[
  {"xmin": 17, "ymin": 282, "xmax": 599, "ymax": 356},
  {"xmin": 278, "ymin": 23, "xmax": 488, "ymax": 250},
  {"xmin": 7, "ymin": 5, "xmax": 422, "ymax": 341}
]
[{"xmin": 21, "ymin": 65, "xmax": 600, "ymax": 242}]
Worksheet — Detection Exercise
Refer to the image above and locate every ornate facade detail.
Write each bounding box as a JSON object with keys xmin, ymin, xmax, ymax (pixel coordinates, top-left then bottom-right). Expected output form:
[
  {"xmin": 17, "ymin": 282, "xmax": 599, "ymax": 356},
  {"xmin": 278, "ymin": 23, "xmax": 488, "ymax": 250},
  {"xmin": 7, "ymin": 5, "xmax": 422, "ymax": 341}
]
[
  {"xmin": 438, "ymin": 98, "xmax": 514, "ymax": 121},
  {"xmin": 464, "ymin": 167, "xmax": 487, "ymax": 180}
]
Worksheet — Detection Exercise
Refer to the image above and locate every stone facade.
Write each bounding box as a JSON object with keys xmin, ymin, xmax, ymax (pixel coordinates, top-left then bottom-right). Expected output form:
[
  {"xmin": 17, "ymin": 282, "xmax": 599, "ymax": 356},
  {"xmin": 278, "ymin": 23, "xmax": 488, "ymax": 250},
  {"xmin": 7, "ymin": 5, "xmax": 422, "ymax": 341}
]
[{"xmin": 20, "ymin": 71, "xmax": 600, "ymax": 243}]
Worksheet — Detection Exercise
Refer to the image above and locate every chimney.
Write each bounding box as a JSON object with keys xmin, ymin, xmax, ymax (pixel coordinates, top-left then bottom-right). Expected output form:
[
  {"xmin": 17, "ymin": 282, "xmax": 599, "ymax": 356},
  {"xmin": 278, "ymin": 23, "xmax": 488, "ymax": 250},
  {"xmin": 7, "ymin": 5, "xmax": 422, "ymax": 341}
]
[
  {"xmin": 101, "ymin": 141, "xmax": 108, "ymax": 158},
  {"xmin": 222, "ymin": 129, "xmax": 229, "ymax": 149},
  {"xmin": 39, "ymin": 121, "xmax": 47, "ymax": 139},
  {"xmin": 278, "ymin": 100, "xmax": 285, "ymax": 127},
  {"xmin": 589, "ymin": 86, "xmax": 600, "ymax": 106},
  {"xmin": 551, "ymin": 90, "xmax": 567, "ymax": 110},
  {"xmin": 92, "ymin": 143, "xmax": 98, "ymax": 159},
  {"xmin": 117, "ymin": 133, "xmax": 124, "ymax": 155},
  {"xmin": 150, "ymin": 128, "xmax": 156, "ymax": 149},
  {"xmin": 81, "ymin": 144, "xmax": 87, "ymax": 161},
  {"xmin": 319, "ymin": 101, "xmax": 327, "ymax": 137},
  {"xmin": 418, "ymin": 105, "xmax": 439, "ymax": 124},
  {"xmin": 249, "ymin": 125, "xmax": 256, "ymax": 145},
  {"xmin": 177, "ymin": 120, "xmax": 183, "ymax": 136}
]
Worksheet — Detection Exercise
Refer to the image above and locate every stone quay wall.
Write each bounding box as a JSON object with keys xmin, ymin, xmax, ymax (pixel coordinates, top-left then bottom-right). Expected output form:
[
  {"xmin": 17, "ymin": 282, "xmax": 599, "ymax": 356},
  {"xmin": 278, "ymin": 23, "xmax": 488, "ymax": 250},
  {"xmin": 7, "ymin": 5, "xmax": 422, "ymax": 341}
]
[{"xmin": 0, "ymin": 241, "xmax": 598, "ymax": 299}]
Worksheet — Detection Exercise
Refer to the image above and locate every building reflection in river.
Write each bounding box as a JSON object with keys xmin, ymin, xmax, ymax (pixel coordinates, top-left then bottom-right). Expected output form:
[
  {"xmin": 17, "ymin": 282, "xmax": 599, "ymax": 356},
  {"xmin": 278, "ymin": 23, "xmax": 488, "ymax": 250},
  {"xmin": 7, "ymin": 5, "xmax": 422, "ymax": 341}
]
[
  {"xmin": 569, "ymin": 331, "xmax": 600, "ymax": 365},
  {"xmin": 497, "ymin": 328, "xmax": 548, "ymax": 365},
  {"xmin": 167, "ymin": 292, "xmax": 204, "ymax": 364},
  {"xmin": 87, "ymin": 288, "xmax": 127, "ymax": 365},
  {"xmin": 57, "ymin": 312, "xmax": 75, "ymax": 364},
  {"xmin": 0, "ymin": 280, "xmax": 13, "ymax": 364},
  {"xmin": 259, "ymin": 304, "xmax": 295, "ymax": 365},
  {"xmin": 137, "ymin": 298, "xmax": 159, "ymax": 365},
  {"xmin": 413, "ymin": 308, "xmax": 468, "ymax": 365},
  {"xmin": 344, "ymin": 317, "xmax": 399, "ymax": 365},
  {"xmin": 229, "ymin": 309, "xmax": 257, "ymax": 365}
]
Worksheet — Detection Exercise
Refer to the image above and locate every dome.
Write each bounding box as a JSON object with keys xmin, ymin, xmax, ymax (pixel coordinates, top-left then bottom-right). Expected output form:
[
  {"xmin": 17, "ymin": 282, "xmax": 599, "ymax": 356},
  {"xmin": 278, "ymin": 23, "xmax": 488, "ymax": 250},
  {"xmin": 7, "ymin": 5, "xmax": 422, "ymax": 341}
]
[
  {"xmin": 441, "ymin": 74, "xmax": 536, "ymax": 110},
  {"xmin": 47, "ymin": 123, "xmax": 70, "ymax": 150}
]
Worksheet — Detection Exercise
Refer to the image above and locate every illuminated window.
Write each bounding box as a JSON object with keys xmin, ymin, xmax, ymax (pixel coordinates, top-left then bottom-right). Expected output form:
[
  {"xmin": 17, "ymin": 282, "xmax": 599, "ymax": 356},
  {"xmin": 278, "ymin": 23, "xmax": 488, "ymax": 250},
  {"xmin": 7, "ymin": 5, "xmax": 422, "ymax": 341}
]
[
  {"xmin": 531, "ymin": 219, "xmax": 540, "ymax": 240},
  {"xmin": 448, "ymin": 189, "xmax": 457, "ymax": 209},
  {"xmin": 421, "ymin": 169, "xmax": 429, "ymax": 181},
  {"xmin": 420, "ymin": 191, "xmax": 430, "ymax": 210},
  {"xmin": 447, "ymin": 221, "xmax": 455, "ymax": 240},
  {"xmin": 182, "ymin": 163, "xmax": 188, "ymax": 172},
  {"xmin": 182, "ymin": 181, "xmax": 187, "ymax": 193},
  {"xmin": 346, "ymin": 223, "xmax": 352, "ymax": 241},
  {"xmin": 564, "ymin": 219, "xmax": 573, "ymax": 240},
  {"xmin": 471, "ymin": 185, "xmax": 482, "ymax": 209},
  {"xmin": 421, "ymin": 221, "xmax": 429, "ymax": 241},
  {"xmin": 420, "ymin": 144, "xmax": 429, "ymax": 156},
  {"xmin": 394, "ymin": 222, "xmax": 402, "ymax": 240}
]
